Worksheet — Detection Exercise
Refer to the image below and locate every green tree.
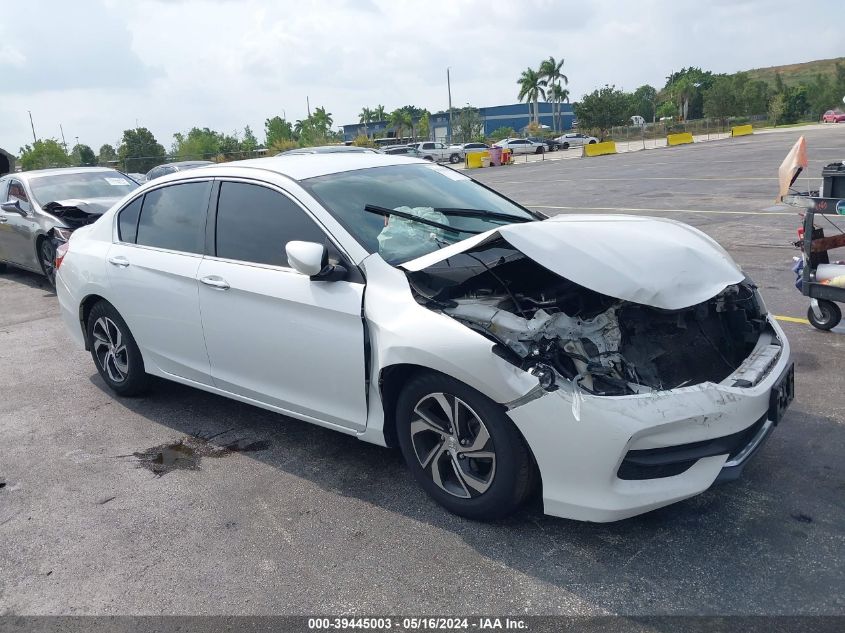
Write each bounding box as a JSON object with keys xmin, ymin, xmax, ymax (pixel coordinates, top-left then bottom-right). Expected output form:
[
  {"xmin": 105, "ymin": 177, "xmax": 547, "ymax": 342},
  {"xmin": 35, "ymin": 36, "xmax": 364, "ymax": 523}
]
[
  {"xmin": 489, "ymin": 126, "xmax": 516, "ymax": 141},
  {"xmin": 358, "ymin": 107, "xmax": 374, "ymax": 135},
  {"xmin": 70, "ymin": 143, "xmax": 97, "ymax": 166},
  {"xmin": 517, "ymin": 67, "xmax": 546, "ymax": 124},
  {"xmin": 118, "ymin": 127, "xmax": 166, "ymax": 173},
  {"xmin": 740, "ymin": 79, "xmax": 770, "ymax": 116},
  {"xmin": 265, "ymin": 116, "xmax": 294, "ymax": 146},
  {"xmin": 768, "ymin": 93, "xmax": 786, "ymax": 126},
  {"xmin": 663, "ymin": 67, "xmax": 713, "ymax": 119},
  {"xmin": 242, "ymin": 125, "xmax": 258, "ymax": 153},
  {"xmin": 98, "ymin": 143, "xmax": 118, "ymax": 165},
  {"xmin": 18, "ymin": 139, "xmax": 71, "ymax": 170},
  {"xmin": 574, "ymin": 85, "xmax": 629, "ymax": 138},
  {"xmin": 389, "ymin": 108, "xmax": 412, "ymax": 140},
  {"xmin": 172, "ymin": 127, "xmax": 222, "ymax": 159},
  {"xmin": 417, "ymin": 112, "xmax": 430, "ymax": 140},
  {"xmin": 373, "ymin": 104, "xmax": 387, "ymax": 121},
  {"xmin": 703, "ymin": 76, "xmax": 738, "ymax": 121},
  {"xmin": 453, "ymin": 105, "xmax": 483, "ymax": 143},
  {"xmin": 629, "ymin": 85, "xmax": 657, "ymax": 122},
  {"xmin": 311, "ymin": 106, "xmax": 333, "ymax": 135},
  {"xmin": 781, "ymin": 85, "xmax": 810, "ymax": 123}
]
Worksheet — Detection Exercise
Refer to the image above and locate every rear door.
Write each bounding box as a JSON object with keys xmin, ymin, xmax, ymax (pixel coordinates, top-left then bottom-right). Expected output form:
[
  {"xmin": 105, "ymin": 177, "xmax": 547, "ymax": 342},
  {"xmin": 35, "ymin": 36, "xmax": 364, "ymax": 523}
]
[
  {"xmin": 197, "ymin": 180, "xmax": 368, "ymax": 431},
  {"xmin": 105, "ymin": 180, "xmax": 214, "ymax": 385}
]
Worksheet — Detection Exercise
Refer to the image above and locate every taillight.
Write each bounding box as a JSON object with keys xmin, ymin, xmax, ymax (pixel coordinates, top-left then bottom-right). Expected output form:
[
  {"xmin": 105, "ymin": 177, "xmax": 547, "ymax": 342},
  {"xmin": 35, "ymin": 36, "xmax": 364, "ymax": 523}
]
[{"xmin": 55, "ymin": 242, "xmax": 69, "ymax": 270}]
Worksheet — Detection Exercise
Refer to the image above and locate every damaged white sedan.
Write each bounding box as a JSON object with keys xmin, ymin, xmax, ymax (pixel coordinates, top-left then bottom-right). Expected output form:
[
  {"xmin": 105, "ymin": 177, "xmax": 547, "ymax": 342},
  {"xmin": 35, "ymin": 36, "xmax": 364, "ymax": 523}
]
[{"xmin": 56, "ymin": 154, "xmax": 793, "ymax": 522}]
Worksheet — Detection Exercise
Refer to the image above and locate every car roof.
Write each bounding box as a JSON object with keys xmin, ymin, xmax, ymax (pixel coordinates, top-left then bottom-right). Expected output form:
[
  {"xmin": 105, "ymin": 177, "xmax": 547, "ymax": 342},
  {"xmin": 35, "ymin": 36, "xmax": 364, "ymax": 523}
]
[
  {"xmin": 7, "ymin": 166, "xmax": 122, "ymax": 182},
  {"xmin": 279, "ymin": 145, "xmax": 377, "ymax": 155},
  {"xmin": 154, "ymin": 153, "xmax": 429, "ymax": 183}
]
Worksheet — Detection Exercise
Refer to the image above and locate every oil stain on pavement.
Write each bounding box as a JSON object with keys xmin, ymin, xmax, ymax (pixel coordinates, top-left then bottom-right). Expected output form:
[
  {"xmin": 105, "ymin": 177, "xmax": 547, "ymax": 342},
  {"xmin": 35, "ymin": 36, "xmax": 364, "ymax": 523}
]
[{"xmin": 131, "ymin": 436, "xmax": 270, "ymax": 476}]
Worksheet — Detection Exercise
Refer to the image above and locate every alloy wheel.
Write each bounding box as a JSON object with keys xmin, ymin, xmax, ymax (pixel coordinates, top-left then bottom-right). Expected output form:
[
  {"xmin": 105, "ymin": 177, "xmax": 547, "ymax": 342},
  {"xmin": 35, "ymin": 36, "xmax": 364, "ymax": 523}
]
[
  {"xmin": 92, "ymin": 317, "xmax": 129, "ymax": 383},
  {"xmin": 40, "ymin": 240, "xmax": 56, "ymax": 286},
  {"xmin": 410, "ymin": 392, "xmax": 496, "ymax": 499}
]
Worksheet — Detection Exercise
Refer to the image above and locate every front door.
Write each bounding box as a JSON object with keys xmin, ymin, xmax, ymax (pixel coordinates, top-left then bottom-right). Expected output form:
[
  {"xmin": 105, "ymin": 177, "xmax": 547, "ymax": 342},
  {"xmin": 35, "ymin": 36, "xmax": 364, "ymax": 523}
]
[
  {"xmin": 197, "ymin": 180, "xmax": 368, "ymax": 431},
  {"xmin": 0, "ymin": 179, "xmax": 39, "ymax": 270}
]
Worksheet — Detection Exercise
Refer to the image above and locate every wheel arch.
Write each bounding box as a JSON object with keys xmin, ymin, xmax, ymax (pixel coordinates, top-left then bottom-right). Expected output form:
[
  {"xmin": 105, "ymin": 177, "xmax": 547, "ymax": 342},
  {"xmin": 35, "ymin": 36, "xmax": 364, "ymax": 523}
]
[{"xmin": 79, "ymin": 293, "xmax": 109, "ymax": 350}]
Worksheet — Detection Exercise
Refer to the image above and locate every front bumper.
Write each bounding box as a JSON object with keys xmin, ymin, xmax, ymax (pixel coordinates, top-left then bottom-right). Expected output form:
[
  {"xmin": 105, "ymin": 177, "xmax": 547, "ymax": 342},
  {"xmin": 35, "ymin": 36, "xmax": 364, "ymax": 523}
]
[{"xmin": 507, "ymin": 316, "xmax": 791, "ymax": 522}]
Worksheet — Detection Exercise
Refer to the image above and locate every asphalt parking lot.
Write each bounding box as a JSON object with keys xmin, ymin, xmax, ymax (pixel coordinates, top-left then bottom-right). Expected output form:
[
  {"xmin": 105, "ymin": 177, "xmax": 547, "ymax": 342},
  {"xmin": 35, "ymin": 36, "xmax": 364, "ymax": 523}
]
[{"xmin": 1, "ymin": 125, "xmax": 844, "ymax": 616}]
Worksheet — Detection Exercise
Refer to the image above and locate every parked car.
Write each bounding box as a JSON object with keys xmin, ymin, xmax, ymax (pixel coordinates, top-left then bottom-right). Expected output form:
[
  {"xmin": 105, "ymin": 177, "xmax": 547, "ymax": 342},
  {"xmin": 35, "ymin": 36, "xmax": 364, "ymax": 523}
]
[
  {"xmin": 278, "ymin": 145, "xmax": 379, "ymax": 155},
  {"xmin": 0, "ymin": 167, "xmax": 139, "ymax": 286},
  {"xmin": 145, "ymin": 160, "xmax": 214, "ymax": 182},
  {"xmin": 407, "ymin": 142, "xmax": 455, "ymax": 162},
  {"xmin": 56, "ymin": 154, "xmax": 792, "ymax": 522},
  {"xmin": 382, "ymin": 146, "xmax": 430, "ymax": 159},
  {"xmin": 527, "ymin": 136, "xmax": 562, "ymax": 151},
  {"xmin": 127, "ymin": 173, "xmax": 147, "ymax": 184},
  {"xmin": 822, "ymin": 110, "xmax": 845, "ymax": 123},
  {"xmin": 553, "ymin": 133, "xmax": 599, "ymax": 149},
  {"xmin": 493, "ymin": 138, "xmax": 546, "ymax": 155},
  {"xmin": 447, "ymin": 142, "xmax": 491, "ymax": 163}
]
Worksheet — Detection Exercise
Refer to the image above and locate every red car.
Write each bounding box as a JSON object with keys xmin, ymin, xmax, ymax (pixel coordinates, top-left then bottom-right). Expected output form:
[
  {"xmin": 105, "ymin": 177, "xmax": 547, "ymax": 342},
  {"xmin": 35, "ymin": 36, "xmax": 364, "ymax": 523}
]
[{"xmin": 822, "ymin": 110, "xmax": 845, "ymax": 123}]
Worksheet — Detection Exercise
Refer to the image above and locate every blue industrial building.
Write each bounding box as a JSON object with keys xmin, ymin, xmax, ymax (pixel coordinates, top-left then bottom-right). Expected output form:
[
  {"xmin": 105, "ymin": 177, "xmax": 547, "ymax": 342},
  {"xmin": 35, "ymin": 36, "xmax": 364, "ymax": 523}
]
[{"xmin": 341, "ymin": 102, "xmax": 575, "ymax": 143}]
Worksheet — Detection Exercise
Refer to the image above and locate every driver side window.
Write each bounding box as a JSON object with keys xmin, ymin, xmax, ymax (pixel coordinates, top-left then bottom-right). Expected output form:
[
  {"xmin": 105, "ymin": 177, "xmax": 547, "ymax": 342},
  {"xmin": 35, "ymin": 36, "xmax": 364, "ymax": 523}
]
[{"xmin": 7, "ymin": 180, "xmax": 31, "ymax": 211}]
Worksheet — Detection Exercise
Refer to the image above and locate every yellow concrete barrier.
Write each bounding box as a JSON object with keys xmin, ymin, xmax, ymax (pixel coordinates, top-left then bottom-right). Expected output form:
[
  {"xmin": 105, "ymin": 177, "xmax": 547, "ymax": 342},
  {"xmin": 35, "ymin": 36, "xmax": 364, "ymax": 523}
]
[
  {"xmin": 583, "ymin": 141, "xmax": 617, "ymax": 157},
  {"xmin": 667, "ymin": 132, "xmax": 694, "ymax": 146},
  {"xmin": 731, "ymin": 124, "xmax": 753, "ymax": 137},
  {"xmin": 466, "ymin": 152, "xmax": 483, "ymax": 168}
]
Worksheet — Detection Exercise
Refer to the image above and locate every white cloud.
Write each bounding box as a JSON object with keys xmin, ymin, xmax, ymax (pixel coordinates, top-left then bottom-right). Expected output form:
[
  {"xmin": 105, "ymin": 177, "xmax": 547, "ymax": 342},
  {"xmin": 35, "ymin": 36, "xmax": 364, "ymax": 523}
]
[{"xmin": 0, "ymin": 0, "xmax": 840, "ymax": 156}]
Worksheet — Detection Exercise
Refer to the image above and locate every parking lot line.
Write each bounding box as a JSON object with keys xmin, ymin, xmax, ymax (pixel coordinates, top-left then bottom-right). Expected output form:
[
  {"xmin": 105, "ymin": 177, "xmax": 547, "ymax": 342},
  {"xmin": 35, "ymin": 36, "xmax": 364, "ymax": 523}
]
[
  {"xmin": 526, "ymin": 204, "xmax": 795, "ymax": 216},
  {"xmin": 775, "ymin": 315, "xmax": 811, "ymax": 324}
]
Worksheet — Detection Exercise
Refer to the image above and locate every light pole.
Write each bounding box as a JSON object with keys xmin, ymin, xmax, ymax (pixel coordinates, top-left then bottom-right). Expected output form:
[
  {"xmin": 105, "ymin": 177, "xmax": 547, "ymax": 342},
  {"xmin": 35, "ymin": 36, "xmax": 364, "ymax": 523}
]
[
  {"xmin": 28, "ymin": 110, "xmax": 37, "ymax": 143},
  {"xmin": 447, "ymin": 67, "xmax": 453, "ymax": 144}
]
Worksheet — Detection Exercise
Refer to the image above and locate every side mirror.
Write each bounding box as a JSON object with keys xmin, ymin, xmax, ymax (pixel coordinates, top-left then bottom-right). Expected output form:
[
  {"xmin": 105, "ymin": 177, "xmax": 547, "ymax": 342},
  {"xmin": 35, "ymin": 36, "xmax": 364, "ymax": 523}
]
[
  {"xmin": 285, "ymin": 240, "xmax": 348, "ymax": 281},
  {"xmin": 1, "ymin": 199, "xmax": 26, "ymax": 215}
]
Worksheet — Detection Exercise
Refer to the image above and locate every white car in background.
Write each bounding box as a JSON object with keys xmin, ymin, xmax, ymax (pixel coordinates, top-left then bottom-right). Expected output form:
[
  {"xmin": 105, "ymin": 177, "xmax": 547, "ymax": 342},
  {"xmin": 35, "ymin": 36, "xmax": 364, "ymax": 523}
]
[
  {"xmin": 493, "ymin": 138, "xmax": 546, "ymax": 155},
  {"xmin": 407, "ymin": 142, "xmax": 455, "ymax": 163},
  {"xmin": 447, "ymin": 142, "xmax": 491, "ymax": 164},
  {"xmin": 56, "ymin": 153, "xmax": 792, "ymax": 522},
  {"xmin": 554, "ymin": 133, "xmax": 599, "ymax": 149}
]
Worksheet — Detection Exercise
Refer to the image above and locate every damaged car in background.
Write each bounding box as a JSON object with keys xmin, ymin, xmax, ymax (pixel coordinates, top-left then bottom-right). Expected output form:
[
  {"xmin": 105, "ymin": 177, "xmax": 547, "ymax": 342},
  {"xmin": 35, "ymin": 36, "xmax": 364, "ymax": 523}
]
[
  {"xmin": 0, "ymin": 167, "xmax": 139, "ymax": 286},
  {"xmin": 55, "ymin": 155, "xmax": 792, "ymax": 522}
]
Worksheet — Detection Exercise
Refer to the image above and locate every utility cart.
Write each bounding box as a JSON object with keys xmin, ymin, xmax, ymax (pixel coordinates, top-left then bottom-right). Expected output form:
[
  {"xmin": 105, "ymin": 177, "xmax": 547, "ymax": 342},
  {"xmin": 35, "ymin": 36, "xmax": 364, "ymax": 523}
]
[{"xmin": 785, "ymin": 193, "xmax": 845, "ymax": 329}]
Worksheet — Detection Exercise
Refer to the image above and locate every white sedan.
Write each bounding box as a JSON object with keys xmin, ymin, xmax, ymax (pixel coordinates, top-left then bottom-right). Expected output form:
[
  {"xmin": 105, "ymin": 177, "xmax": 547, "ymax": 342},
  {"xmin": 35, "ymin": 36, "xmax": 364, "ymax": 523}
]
[
  {"xmin": 554, "ymin": 132, "xmax": 599, "ymax": 149},
  {"xmin": 56, "ymin": 154, "xmax": 793, "ymax": 522},
  {"xmin": 493, "ymin": 138, "xmax": 546, "ymax": 155}
]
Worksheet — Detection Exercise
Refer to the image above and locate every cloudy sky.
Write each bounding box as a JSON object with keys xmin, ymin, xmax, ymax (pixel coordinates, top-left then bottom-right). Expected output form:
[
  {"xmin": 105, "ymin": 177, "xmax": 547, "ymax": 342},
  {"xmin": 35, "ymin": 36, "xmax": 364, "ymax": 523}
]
[{"xmin": 0, "ymin": 0, "xmax": 841, "ymax": 155}]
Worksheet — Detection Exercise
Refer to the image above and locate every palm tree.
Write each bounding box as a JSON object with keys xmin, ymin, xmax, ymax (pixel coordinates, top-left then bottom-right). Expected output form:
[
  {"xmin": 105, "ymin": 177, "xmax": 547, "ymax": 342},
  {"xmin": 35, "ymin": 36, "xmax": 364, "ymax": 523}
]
[
  {"xmin": 540, "ymin": 56, "xmax": 568, "ymax": 131},
  {"xmin": 547, "ymin": 83, "xmax": 570, "ymax": 132},
  {"xmin": 359, "ymin": 107, "xmax": 373, "ymax": 136},
  {"xmin": 373, "ymin": 104, "xmax": 387, "ymax": 122},
  {"xmin": 312, "ymin": 106, "xmax": 333, "ymax": 134},
  {"xmin": 389, "ymin": 109, "xmax": 408, "ymax": 140},
  {"xmin": 517, "ymin": 67, "xmax": 546, "ymax": 125}
]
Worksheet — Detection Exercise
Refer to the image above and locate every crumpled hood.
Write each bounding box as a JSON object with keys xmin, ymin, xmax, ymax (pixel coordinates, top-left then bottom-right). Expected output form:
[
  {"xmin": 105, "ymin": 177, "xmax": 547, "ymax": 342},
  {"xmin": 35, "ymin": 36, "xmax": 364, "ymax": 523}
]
[
  {"xmin": 400, "ymin": 214, "xmax": 745, "ymax": 310},
  {"xmin": 42, "ymin": 197, "xmax": 121, "ymax": 216}
]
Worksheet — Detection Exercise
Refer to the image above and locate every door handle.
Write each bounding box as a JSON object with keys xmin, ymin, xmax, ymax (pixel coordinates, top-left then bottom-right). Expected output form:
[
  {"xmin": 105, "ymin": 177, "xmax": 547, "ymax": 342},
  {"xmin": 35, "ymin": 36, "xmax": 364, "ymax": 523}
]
[
  {"xmin": 200, "ymin": 275, "xmax": 230, "ymax": 290},
  {"xmin": 107, "ymin": 255, "xmax": 130, "ymax": 267}
]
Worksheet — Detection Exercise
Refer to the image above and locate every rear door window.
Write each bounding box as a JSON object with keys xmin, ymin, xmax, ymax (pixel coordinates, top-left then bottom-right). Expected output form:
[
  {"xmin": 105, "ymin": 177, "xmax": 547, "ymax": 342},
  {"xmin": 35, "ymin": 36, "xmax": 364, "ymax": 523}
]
[
  {"xmin": 136, "ymin": 182, "xmax": 211, "ymax": 254},
  {"xmin": 214, "ymin": 181, "xmax": 328, "ymax": 267}
]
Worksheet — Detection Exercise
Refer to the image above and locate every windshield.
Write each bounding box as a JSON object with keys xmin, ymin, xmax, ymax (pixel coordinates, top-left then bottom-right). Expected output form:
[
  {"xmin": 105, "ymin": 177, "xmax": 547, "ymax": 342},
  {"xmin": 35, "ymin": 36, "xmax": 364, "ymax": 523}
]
[
  {"xmin": 300, "ymin": 163, "xmax": 536, "ymax": 264},
  {"xmin": 29, "ymin": 171, "xmax": 139, "ymax": 205}
]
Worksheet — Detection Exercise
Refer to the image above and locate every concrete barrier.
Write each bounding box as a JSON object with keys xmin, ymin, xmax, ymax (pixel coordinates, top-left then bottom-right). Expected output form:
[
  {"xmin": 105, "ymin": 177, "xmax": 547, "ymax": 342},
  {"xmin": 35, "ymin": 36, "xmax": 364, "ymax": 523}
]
[
  {"xmin": 731, "ymin": 124, "xmax": 753, "ymax": 137},
  {"xmin": 667, "ymin": 132, "xmax": 694, "ymax": 146},
  {"xmin": 583, "ymin": 141, "xmax": 617, "ymax": 157}
]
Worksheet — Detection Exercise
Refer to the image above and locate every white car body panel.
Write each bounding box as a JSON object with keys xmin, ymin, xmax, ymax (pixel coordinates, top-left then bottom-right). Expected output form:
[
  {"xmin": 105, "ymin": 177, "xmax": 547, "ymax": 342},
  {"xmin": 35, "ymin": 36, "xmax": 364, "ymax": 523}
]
[
  {"xmin": 196, "ymin": 256, "xmax": 368, "ymax": 431},
  {"xmin": 55, "ymin": 155, "xmax": 791, "ymax": 522},
  {"xmin": 402, "ymin": 215, "xmax": 744, "ymax": 310}
]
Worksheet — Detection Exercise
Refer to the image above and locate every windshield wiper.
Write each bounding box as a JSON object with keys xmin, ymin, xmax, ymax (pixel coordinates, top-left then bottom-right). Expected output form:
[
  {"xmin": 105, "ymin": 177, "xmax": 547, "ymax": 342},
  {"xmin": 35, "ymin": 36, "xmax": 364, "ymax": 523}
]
[
  {"xmin": 363, "ymin": 204, "xmax": 482, "ymax": 235},
  {"xmin": 431, "ymin": 208, "xmax": 534, "ymax": 223}
]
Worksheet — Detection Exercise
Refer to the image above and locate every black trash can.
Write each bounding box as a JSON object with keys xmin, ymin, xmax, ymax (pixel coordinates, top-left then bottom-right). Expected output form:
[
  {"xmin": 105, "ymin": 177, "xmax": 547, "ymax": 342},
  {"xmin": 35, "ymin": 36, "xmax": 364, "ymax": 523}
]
[{"xmin": 822, "ymin": 161, "xmax": 845, "ymax": 198}]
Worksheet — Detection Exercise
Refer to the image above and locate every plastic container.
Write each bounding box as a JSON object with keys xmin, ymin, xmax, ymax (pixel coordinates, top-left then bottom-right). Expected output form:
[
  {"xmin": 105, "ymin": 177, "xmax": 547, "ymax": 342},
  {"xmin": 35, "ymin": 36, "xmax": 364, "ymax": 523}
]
[
  {"xmin": 822, "ymin": 162, "xmax": 845, "ymax": 199},
  {"xmin": 487, "ymin": 146, "xmax": 503, "ymax": 166},
  {"xmin": 815, "ymin": 263, "xmax": 845, "ymax": 282},
  {"xmin": 466, "ymin": 153, "xmax": 483, "ymax": 169}
]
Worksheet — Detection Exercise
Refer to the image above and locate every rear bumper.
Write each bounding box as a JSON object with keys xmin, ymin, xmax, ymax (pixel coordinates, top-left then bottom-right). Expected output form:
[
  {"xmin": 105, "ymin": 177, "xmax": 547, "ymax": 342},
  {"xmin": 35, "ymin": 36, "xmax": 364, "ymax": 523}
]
[{"xmin": 508, "ymin": 316, "xmax": 791, "ymax": 522}]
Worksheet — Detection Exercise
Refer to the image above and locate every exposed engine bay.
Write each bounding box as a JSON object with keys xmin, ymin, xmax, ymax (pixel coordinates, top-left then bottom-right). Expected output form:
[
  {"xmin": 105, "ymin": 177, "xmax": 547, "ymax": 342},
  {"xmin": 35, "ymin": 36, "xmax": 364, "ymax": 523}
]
[
  {"xmin": 43, "ymin": 200, "xmax": 110, "ymax": 229},
  {"xmin": 407, "ymin": 239, "xmax": 769, "ymax": 396}
]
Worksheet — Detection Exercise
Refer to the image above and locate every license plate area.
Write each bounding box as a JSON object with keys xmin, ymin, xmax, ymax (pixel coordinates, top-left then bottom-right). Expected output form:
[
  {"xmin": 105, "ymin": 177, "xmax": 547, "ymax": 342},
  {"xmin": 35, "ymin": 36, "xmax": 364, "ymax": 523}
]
[{"xmin": 769, "ymin": 362, "xmax": 794, "ymax": 424}]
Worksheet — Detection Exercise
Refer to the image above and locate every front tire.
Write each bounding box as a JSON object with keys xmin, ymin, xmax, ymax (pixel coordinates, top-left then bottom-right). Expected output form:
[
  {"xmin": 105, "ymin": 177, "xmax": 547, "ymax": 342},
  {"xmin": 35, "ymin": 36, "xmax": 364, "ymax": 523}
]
[
  {"xmin": 38, "ymin": 238, "xmax": 56, "ymax": 288},
  {"xmin": 86, "ymin": 301, "xmax": 150, "ymax": 396},
  {"xmin": 535, "ymin": 146, "xmax": 544, "ymax": 154},
  {"xmin": 808, "ymin": 300, "xmax": 841, "ymax": 331},
  {"xmin": 562, "ymin": 142, "xmax": 569, "ymax": 150},
  {"xmin": 449, "ymin": 153, "xmax": 461, "ymax": 164},
  {"xmin": 396, "ymin": 372, "xmax": 535, "ymax": 520}
]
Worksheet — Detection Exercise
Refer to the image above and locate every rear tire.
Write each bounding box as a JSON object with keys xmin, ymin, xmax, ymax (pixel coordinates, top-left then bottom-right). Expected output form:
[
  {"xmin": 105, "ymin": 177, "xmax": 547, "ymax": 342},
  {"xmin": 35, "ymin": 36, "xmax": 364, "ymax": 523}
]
[
  {"xmin": 562, "ymin": 142, "xmax": 569, "ymax": 150},
  {"xmin": 449, "ymin": 153, "xmax": 461, "ymax": 164},
  {"xmin": 396, "ymin": 371, "xmax": 535, "ymax": 520},
  {"xmin": 86, "ymin": 301, "xmax": 150, "ymax": 396},
  {"xmin": 535, "ymin": 146, "xmax": 544, "ymax": 154},
  {"xmin": 808, "ymin": 300, "xmax": 841, "ymax": 331}
]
